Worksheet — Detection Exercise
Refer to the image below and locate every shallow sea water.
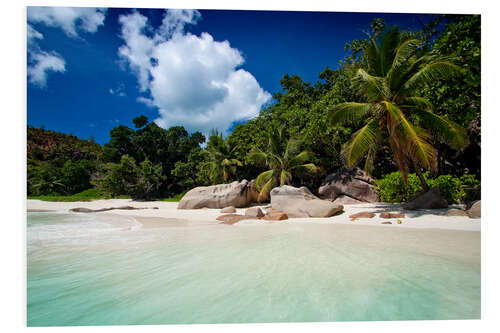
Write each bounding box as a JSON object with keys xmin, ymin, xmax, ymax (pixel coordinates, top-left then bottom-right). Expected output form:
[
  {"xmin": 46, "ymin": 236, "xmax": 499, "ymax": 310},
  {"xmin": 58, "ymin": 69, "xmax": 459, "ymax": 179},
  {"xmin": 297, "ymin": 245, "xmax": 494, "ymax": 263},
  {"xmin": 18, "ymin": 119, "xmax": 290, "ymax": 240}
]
[{"xmin": 27, "ymin": 212, "xmax": 480, "ymax": 326}]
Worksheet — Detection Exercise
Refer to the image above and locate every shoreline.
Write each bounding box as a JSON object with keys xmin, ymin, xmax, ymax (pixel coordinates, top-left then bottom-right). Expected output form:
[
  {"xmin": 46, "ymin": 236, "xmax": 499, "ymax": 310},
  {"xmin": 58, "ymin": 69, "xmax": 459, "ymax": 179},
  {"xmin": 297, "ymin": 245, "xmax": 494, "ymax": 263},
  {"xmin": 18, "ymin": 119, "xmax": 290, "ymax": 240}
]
[{"xmin": 27, "ymin": 199, "xmax": 481, "ymax": 232}]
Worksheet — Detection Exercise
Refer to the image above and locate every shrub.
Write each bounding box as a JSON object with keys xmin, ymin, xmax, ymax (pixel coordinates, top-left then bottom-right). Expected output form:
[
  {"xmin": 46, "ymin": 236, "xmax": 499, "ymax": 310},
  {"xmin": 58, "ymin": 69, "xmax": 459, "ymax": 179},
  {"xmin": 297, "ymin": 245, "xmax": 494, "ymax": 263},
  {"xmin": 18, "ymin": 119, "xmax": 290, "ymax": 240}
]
[
  {"xmin": 375, "ymin": 171, "xmax": 479, "ymax": 203},
  {"xmin": 93, "ymin": 155, "xmax": 164, "ymax": 200}
]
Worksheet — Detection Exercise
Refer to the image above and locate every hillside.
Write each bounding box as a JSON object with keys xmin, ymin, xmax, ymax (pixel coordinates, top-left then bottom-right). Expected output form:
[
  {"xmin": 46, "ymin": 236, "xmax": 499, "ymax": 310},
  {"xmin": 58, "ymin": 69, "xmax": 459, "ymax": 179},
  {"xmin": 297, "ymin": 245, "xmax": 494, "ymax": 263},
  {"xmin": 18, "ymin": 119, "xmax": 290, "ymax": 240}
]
[{"xmin": 27, "ymin": 126, "xmax": 101, "ymax": 163}]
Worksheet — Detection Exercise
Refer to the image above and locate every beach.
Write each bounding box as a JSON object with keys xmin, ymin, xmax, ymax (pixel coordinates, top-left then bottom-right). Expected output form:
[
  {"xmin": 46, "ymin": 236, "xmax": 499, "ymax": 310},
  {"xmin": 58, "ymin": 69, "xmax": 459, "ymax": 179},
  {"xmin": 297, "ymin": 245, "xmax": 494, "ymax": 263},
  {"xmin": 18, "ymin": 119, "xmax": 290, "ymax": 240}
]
[{"xmin": 27, "ymin": 199, "xmax": 481, "ymax": 231}]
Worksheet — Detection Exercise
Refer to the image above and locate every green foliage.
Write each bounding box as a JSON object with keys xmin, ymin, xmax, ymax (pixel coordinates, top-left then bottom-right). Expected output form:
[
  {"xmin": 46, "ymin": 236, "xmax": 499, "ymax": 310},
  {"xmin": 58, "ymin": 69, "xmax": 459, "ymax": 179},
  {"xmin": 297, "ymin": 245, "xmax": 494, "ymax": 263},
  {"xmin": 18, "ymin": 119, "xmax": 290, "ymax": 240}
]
[
  {"xmin": 134, "ymin": 159, "xmax": 164, "ymax": 200},
  {"xmin": 28, "ymin": 161, "xmax": 65, "ymax": 195},
  {"xmin": 28, "ymin": 188, "xmax": 109, "ymax": 202},
  {"xmin": 171, "ymin": 147, "xmax": 210, "ymax": 189},
  {"xmin": 27, "ymin": 17, "xmax": 481, "ymax": 200},
  {"xmin": 133, "ymin": 115, "xmax": 149, "ymax": 129},
  {"xmin": 27, "ymin": 126, "xmax": 102, "ymax": 196},
  {"xmin": 93, "ymin": 155, "xmax": 164, "ymax": 200},
  {"xmin": 99, "ymin": 118, "xmax": 205, "ymax": 196},
  {"xmin": 329, "ymin": 25, "xmax": 469, "ymax": 188},
  {"xmin": 159, "ymin": 191, "xmax": 188, "ymax": 202},
  {"xmin": 247, "ymin": 127, "xmax": 319, "ymax": 201},
  {"xmin": 375, "ymin": 171, "xmax": 479, "ymax": 203},
  {"xmin": 421, "ymin": 15, "xmax": 481, "ymax": 177},
  {"xmin": 202, "ymin": 131, "xmax": 242, "ymax": 184},
  {"xmin": 94, "ymin": 155, "xmax": 138, "ymax": 197},
  {"xmin": 61, "ymin": 159, "xmax": 97, "ymax": 194}
]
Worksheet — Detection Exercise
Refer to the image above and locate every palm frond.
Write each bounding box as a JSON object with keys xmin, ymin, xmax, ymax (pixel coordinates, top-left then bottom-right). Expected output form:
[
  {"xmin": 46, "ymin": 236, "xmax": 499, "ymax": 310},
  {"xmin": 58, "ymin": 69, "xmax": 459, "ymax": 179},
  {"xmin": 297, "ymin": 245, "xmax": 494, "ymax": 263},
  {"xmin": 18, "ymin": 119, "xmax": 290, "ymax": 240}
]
[
  {"xmin": 363, "ymin": 145, "xmax": 377, "ymax": 174},
  {"xmin": 386, "ymin": 38, "xmax": 422, "ymax": 89},
  {"xmin": 385, "ymin": 101, "xmax": 437, "ymax": 171},
  {"xmin": 284, "ymin": 137, "xmax": 302, "ymax": 161},
  {"xmin": 291, "ymin": 163, "xmax": 320, "ymax": 175},
  {"xmin": 328, "ymin": 102, "xmax": 374, "ymax": 126},
  {"xmin": 247, "ymin": 149, "xmax": 268, "ymax": 166},
  {"xmin": 280, "ymin": 169, "xmax": 292, "ymax": 186},
  {"xmin": 289, "ymin": 150, "xmax": 314, "ymax": 166},
  {"xmin": 379, "ymin": 27, "xmax": 401, "ymax": 76},
  {"xmin": 254, "ymin": 169, "xmax": 274, "ymax": 190},
  {"xmin": 342, "ymin": 118, "xmax": 380, "ymax": 167},
  {"xmin": 412, "ymin": 108, "xmax": 469, "ymax": 150},
  {"xmin": 258, "ymin": 176, "xmax": 276, "ymax": 202},
  {"xmin": 365, "ymin": 37, "xmax": 381, "ymax": 75},
  {"xmin": 403, "ymin": 60, "xmax": 462, "ymax": 94},
  {"xmin": 352, "ymin": 68, "xmax": 389, "ymax": 102},
  {"xmin": 403, "ymin": 96, "xmax": 434, "ymax": 111}
]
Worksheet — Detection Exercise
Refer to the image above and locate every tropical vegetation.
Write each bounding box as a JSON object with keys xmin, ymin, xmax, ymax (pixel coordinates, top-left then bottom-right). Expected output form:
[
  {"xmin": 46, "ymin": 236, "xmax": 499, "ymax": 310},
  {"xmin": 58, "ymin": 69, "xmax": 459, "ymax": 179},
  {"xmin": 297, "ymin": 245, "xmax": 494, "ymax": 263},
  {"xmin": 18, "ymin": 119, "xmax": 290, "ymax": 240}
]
[
  {"xmin": 27, "ymin": 15, "xmax": 480, "ymax": 203},
  {"xmin": 247, "ymin": 127, "xmax": 319, "ymax": 201},
  {"xmin": 328, "ymin": 26, "xmax": 469, "ymax": 190}
]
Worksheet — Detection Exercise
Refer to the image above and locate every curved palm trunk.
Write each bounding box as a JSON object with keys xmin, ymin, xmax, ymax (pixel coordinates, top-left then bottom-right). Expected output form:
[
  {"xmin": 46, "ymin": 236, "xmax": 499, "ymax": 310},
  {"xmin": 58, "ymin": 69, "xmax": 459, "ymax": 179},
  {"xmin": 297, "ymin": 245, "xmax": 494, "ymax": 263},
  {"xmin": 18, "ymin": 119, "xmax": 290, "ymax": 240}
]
[{"xmin": 412, "ymin": 160, "xmax": 429, "ymax": 191}]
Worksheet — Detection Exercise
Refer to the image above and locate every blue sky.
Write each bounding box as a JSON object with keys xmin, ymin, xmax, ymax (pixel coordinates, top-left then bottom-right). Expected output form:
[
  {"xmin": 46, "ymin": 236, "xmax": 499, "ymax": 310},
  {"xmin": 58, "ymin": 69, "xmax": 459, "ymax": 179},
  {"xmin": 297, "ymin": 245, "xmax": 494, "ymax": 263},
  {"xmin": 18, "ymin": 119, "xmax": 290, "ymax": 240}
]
[{"xmin": 27, "ymin": 7, "xmax": 435, "ymax": 143}]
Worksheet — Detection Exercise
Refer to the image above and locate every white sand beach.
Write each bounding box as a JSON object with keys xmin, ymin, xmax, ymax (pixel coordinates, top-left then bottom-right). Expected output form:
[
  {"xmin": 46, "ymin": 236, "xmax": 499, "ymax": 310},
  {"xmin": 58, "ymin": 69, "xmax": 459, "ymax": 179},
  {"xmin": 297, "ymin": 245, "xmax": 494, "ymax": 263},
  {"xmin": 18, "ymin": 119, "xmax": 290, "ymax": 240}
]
[{"xmin": 27, "ymin": 199, "xmax": 481, "ymax": 232}]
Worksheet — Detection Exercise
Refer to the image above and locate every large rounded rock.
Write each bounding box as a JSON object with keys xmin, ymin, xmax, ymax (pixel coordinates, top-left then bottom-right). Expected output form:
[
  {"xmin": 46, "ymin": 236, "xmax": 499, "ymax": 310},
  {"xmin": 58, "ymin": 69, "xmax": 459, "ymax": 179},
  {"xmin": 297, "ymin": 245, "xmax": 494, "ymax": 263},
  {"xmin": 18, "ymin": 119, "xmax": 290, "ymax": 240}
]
[
  {"xmin": 402, "ymin": 187, "xmax": 448, "ymax": 210},
  {"xmin": 178, "ymin": 180, "xmax": 257, "ymax": 209},
  {"xmin": 318, "ymin": 167, "xmax": 379, "ymax": 203},
  {"xmin": 270, "ymin": 185, "xmax": 344, "ymax": 218},
  {"xmin": 331, "ymin": 195, "xmax": 364, "ymax": 205},
  {"xmin": 444, "ymin": 209, "xmax": 468, "ymax": 217},
  {"xmin": 467, "ymin": 200, "xmax": 481, "ymax": 219}
]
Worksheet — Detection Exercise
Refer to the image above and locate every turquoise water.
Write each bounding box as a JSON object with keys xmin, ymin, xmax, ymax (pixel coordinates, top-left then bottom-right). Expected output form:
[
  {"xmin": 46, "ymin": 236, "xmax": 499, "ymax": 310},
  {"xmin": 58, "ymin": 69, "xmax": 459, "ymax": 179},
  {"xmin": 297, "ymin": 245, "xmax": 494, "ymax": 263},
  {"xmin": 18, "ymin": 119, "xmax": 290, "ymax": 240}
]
[{"xmin": 27, "ymin": 212, "xmax": 480, "ymax": 326}]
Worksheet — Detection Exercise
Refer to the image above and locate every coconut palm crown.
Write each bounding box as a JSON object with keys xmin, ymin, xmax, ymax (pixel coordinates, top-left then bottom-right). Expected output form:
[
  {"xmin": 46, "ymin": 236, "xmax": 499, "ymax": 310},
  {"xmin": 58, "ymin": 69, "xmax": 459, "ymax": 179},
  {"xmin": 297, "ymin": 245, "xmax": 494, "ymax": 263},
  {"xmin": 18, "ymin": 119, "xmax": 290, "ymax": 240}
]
[
  {"xmin": 202, "ymin": 130, "xmax": 242, "ymax": 184},
  {"xmin": 247, "ymin": 127, "xmax": 319, "ymax": 201},
  {"xmin": 329, "ymin": 27, "xmax": 469, "ymax": 189}
]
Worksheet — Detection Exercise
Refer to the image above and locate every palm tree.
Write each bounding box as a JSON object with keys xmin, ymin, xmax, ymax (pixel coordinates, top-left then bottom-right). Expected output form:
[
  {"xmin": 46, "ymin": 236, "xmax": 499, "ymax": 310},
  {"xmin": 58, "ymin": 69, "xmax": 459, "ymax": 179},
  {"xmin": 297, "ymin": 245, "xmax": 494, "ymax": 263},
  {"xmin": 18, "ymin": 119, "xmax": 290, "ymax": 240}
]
[
  {"xmin": 203, "ymin": 130, "xmax": 242, "ymax": 184},
  {"xmin": 247, "ymin": 127, "xmax": 319, "ymax": 201},
  {"xmin": 328, "ymin": 27, "xmax": 468, "ymax": 190}
]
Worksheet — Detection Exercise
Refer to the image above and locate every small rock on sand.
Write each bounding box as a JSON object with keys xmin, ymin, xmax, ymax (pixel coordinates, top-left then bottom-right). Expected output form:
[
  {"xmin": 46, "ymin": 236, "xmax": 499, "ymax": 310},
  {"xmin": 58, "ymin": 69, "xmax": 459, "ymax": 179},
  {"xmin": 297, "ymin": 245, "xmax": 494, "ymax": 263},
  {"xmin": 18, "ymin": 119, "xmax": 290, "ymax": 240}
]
[
  {"xmin": 262, "ymin": 211, "xmax": 288, "ymax": 221},
  {"xmin": 379, "ymin": 212, "xmax": 405, "ymax": 219},
  {"xmin": 245, "ymin": 207, "xmax": 264, "ymax": 218},
  {"xmin": 220, "ymin": 206, "xmax": 236, "ymax": 213},
  {"xmin": 349, "ymin": 212, "xmax": 375, "ymax": 220}
]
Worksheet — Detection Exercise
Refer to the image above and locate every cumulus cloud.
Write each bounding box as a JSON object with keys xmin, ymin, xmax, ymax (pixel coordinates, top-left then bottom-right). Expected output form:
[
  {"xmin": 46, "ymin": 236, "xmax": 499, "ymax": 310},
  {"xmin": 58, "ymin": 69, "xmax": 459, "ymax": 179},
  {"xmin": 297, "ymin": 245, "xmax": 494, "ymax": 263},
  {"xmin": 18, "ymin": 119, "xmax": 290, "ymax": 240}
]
[
  {"xmin": 118, "ymin": 9, "xmax": 271, "ymax": 135},
  {"xmin": 28, "ymin": 51, "xmax": 66, "ymax": 87},
  {"xmin": 27, "ymin": 7, "xmax": 107, "ymax": 37},
  {"xmin": 27, "ymin": 7, "xmax": 107, "ymax": 88}
]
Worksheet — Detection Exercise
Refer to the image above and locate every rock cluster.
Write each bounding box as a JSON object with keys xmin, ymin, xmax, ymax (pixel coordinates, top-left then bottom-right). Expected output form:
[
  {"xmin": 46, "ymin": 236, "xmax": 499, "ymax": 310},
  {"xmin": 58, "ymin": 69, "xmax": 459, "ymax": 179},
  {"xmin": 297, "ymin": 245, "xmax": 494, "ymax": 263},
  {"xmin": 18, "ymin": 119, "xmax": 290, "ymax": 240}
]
[
  {"xmin": 402, "ymin": 187, "xmax": 448, "ymax": 210},
  {"xmin": 270, "ymin": 185, "xmax": 344, "ymax": 218},
  {"xmin": 318, "ymin": 167, "xmax": 379, "ymax": 204},
  {"xmin": 217, "ymin": 208, "xmax": 288, "ymax": 225},
  {"xmin": 178, "ymin": 180, "xmax": 259, "ymax": 209}
]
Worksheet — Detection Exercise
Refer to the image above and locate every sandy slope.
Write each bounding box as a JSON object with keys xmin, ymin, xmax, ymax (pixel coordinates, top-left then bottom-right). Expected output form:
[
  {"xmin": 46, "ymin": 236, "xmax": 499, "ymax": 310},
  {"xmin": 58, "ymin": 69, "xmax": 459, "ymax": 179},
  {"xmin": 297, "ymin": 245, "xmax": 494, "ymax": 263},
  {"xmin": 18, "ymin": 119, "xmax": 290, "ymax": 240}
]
[{"xmin": 27, "ymin": 199, "xmax": 480, "ymax": 232}]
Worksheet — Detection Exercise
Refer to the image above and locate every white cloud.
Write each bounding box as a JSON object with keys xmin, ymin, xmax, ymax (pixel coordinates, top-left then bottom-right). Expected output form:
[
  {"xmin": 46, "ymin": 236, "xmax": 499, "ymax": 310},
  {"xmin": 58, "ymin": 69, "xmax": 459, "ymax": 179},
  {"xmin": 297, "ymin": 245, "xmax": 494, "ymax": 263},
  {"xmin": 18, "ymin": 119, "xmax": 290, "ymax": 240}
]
[
  {"xmin": 158, "ymin": 9, "xmax": 201, "ymax": 38},
  {"xmin": 118, "ymin": 9, "xmax": 271, "ymax": 135},
  {"xmin": 28, "ymin": 51, "xmax": 66, "ymax": 87},
  {"xmin": 109, "ymin": 83, "xmax": 126, "ymax": 97},
  {"xmin": 137, "ymin": 96, "xmax": 155, "ymax": 107},
  {"xmin": 27, "ymin": 7, "xmax": 107, "ymax": 37},
  {"xmin": 118, "ymin": 12, "xmax": 155, "ymax": 92},
  {"xmin": 27, "ymin": 7, "xmax": 107, "ymax": 88},
  {"xmin": 27, "ymin": 24, "xmax": 43, "ymax": 45}
]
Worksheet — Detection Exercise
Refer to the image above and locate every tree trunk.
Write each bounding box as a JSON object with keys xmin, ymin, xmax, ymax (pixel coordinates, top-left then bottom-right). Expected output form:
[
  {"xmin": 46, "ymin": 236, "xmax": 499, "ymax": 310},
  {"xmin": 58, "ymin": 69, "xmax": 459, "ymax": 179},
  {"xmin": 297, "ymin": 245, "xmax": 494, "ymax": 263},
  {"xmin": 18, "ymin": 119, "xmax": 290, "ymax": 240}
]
[{"xmin": 413, "ymin": 160, "xmax": 429, "ymax": 192}]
